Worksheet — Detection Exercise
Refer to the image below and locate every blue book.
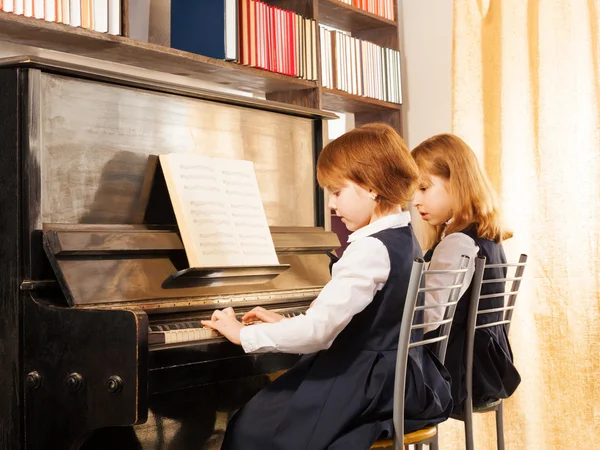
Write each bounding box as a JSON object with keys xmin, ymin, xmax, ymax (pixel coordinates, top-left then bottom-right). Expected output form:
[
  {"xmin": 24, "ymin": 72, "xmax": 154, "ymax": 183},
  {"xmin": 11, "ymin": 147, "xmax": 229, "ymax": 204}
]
[{"xmin": 171, "ymin": 0, "xmax": 238, "ymax": 61}]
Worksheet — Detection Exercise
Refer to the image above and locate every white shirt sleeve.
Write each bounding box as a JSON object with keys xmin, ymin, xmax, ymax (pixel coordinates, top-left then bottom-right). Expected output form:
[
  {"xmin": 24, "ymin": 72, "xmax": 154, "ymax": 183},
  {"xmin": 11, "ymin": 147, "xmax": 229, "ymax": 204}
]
[
  {"xmin": 240, "ymin": 236, "xmax": 391, "ymax": 354},
  {"xmin": 424, "ymin": 233, "xmax": 479, "ymax": 333}
]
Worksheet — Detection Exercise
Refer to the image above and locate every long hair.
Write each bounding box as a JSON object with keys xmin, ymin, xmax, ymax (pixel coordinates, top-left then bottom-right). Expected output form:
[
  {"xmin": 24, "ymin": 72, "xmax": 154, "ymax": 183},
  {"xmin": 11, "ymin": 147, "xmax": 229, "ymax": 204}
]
[
  {"xmin": 317, "ymin": 123, "xmax": 419, "ymax": 213},
  {"xmin": 412, "ymin": 134, "xmax": 512, "ymax": 244}
]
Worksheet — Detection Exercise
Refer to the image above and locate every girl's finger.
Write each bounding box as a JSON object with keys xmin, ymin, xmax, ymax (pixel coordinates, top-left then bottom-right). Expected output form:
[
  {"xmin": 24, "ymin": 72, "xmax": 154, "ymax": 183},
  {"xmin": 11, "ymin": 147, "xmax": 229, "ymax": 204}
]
[
  {"xmin": 242, "ymin": 306, "xmax": 263, "ymax": 322},
  {"xmin": 201, "ymin": 319, "xmax": 219, "ymax": 330},
  {"xmin": 211, "ymin": 310, "xmax": 226, "ymax": 321}
]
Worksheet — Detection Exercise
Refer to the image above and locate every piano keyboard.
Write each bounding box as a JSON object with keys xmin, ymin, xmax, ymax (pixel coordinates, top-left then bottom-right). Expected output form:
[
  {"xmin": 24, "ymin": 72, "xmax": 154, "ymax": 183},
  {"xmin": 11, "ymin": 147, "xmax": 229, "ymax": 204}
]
[{"xmin": 149, "ymin": 309, "xmax": 306, "ymax": 346}]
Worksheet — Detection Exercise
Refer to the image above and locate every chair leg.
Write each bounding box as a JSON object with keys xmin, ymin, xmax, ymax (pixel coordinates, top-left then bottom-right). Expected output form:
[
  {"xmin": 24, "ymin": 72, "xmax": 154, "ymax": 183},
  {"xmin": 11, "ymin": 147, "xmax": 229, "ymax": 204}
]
[
  {"xmin": 495, "ymin": 402, "xmax": 505, "ymax": 450},
  {"xmin": 429, "ymin": 428, "xmax": 439, "ymax": 450},
  {"xmin": 464, "ymin": 401, "xmax": 475, "ymax": 450}
]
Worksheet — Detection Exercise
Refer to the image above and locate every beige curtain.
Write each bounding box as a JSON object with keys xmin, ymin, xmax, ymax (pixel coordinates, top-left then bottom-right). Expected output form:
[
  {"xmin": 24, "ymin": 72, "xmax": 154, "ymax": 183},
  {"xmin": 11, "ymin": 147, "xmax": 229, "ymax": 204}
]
[{"xmin": 440, "ymin": 1, "xmax": 600, "ymax": 448}]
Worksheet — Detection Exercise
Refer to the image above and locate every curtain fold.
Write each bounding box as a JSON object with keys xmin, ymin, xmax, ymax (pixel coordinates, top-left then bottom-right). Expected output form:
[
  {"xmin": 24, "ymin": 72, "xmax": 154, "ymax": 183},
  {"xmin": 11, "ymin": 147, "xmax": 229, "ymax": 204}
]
[{"xmin": 443, "ymin": 1, "xmax": 600, "ymax": 448}]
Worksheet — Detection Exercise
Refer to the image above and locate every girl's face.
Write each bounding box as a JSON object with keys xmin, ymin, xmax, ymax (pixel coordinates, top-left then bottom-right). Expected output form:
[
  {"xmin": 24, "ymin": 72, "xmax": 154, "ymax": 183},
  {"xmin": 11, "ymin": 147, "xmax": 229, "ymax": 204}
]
[
  {"xmin": 413, "ymin": 174, "xmax": 453, "ymax": 226},
  {"xmin": 327, "ymin": 180, "xmax": 377, "ymax": 232}
]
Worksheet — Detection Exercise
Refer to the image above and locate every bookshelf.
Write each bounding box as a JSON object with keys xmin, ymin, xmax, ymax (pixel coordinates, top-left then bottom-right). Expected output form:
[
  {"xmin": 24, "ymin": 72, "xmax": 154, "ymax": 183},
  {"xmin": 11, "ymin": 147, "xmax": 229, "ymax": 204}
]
[
  {"xmin": 0, "ymin": 0, "xmax": 403, "ymax": 131},
  {"xmin": 0, "ymin": 10, "xmax": 316, "ymax": 94}
]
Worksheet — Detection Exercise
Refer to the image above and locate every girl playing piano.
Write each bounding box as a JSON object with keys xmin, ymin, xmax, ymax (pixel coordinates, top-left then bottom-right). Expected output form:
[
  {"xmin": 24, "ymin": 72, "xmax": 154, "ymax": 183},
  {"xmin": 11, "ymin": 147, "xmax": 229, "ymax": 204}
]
[
  {"xmin": 202, "ymin": 123, "xmax": 453, "ymax": 449},
  {"xmin": 411, "ymin": 133, "xmax": 521, "ymax": 413}
]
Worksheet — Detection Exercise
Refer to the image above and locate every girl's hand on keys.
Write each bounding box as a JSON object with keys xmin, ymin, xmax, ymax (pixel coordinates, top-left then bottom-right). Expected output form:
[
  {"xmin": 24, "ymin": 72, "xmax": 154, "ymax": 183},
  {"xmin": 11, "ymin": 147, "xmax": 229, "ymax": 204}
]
[
  {"xmin": 201, "ymin": 307, "xmax": 243, "ymax": 345},
  {"xmin": 242, "ymin": 307, "xmax": 285, "ymax": 324}
]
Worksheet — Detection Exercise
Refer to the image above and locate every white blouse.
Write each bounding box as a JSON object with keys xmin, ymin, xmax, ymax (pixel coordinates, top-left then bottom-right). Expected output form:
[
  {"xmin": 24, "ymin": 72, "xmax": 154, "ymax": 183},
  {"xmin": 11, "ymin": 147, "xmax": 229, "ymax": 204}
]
[
  {"xmin": 240, "ymin": 212, "xmax": 412, "ymax": 354},
  {"xmin": 423, "ymin": 232, "xmax": 480, "ymax": 333}
]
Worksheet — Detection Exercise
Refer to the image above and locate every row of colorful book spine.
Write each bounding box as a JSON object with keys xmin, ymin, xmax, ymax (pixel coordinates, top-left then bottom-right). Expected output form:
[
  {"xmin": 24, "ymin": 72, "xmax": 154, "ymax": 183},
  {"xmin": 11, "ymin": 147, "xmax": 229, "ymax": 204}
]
[
  {"xmin": 170, "ymin": 0, "xmax": 318, "ymax": 82},
  {"xmin": 1, "ymin": 0, "xmax": 121, "ymax": 34},
  {"xmin": 336, "ymin": 0, "xmax": 395, "ymax": 21},
  {"xmin": 238, "ymin": 0, "xmax": 318, "ymax": 80},
  {"xmin": 320, "ymin": 28, "xmax": 402, "ymax": 104}
]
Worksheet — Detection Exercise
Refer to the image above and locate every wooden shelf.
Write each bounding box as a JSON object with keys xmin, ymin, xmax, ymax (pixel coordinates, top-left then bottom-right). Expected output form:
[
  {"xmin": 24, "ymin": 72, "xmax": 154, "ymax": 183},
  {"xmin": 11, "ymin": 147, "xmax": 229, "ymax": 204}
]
[
  {"xmin": 318, "ymin": 0, "xmax": 397, "ymax": 32},
  {"xmin": 0, "ymin": 11, "xmax": 316, "ymax": 94},
  {"xmin": 321, "ymin": 87, "xmax": 401, "ymax": 113}
]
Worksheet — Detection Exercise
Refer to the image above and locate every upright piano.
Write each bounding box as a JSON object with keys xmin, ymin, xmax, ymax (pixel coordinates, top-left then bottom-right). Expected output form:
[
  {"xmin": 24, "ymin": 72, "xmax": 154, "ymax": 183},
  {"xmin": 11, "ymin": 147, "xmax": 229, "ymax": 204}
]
[{"xmin": 0, "ymin": 56, "xmax": 338, "ymax": 450}]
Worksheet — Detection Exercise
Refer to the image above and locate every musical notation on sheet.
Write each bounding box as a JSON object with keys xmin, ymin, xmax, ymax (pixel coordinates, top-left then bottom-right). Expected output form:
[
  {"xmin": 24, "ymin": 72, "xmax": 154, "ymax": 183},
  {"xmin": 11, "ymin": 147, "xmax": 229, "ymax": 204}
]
[{"xmin": 160, "ymin": 154, "xmax": 279, "ymax": 268}]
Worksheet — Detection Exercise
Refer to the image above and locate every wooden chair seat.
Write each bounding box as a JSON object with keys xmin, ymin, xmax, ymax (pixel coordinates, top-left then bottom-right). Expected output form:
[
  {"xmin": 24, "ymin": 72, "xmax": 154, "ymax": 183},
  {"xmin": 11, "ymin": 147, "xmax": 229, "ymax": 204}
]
[{"xmin": 370, "ymin": 426, "xmax": 437, "ymax": 448}]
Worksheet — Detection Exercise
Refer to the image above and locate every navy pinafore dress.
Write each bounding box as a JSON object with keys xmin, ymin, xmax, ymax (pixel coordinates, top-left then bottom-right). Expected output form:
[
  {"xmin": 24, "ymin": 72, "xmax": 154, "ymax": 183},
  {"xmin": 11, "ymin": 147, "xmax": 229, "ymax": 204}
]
[
  {"xmin": 424, "ymin": 227, "xmax": 521, "ymax": 413},
  {"xmin": 221, "ymin": 225, "xmax": 453, "ymax": 450}
]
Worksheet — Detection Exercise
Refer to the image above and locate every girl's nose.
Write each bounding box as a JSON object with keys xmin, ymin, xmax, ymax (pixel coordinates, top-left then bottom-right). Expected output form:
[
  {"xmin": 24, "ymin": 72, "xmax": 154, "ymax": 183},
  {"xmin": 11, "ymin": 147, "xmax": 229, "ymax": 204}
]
[
  {"xmin": 327, "ymin": 197, "xmax": 336, "ymax": 210},
  {"xmin": 413, "ymin": 192, "xmax": 422, "ymax": 207}
]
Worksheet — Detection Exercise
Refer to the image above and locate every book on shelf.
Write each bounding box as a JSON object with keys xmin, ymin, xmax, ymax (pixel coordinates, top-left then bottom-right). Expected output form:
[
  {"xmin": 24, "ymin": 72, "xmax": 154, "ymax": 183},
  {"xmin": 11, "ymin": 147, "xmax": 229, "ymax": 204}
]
[
  {"xmin": 1, "ymin": 0, "xmax": 122, "ymax": 36},
  {"xmin": 158, "ymin": 153, "xmax": 279, "ymax": 269},
  {"xmin": 337, "ymin": 0, "xmax": 395, "ymax": 21},
  {"xmin": 320, "ymin": 27, "xmax": 402, "ymax": 104},
  {"xmin": 171, "ymin": 0, "xmax": 238, "ymax": 61},
  {"xmin": 170, "ymin": 0, "xmax": 317, "ymax": 81}
]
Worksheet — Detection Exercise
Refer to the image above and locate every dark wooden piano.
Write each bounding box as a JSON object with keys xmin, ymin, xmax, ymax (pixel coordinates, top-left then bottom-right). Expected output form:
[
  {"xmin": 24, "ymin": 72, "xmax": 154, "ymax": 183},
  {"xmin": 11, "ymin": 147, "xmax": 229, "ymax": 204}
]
[{"xmin": 0, "ymin": 56, "xmax": 338, "ymax": 450}]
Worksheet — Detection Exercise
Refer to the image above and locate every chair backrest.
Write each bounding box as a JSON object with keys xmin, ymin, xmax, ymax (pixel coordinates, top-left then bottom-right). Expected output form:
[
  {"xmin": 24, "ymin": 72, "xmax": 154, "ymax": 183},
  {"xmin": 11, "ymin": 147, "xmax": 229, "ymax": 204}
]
[
  {"xmin": 464, "ymin": 254, "xmax": 528, "ymax": 408},
  {"xmin": 391, "ymin": 255, "xmax": 471, "ymax": 449}
]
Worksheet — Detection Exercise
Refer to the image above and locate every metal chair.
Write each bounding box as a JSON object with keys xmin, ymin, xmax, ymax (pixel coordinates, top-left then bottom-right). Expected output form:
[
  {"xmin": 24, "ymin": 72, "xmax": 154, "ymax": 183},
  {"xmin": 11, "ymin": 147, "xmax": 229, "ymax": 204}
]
[
  {"xmin": 371, "ymin": 255, "xmax": 471, "ymax": 450},
  {"xmin": 454, "ymin": 254, "xmax": 527, "ymax": 450}
]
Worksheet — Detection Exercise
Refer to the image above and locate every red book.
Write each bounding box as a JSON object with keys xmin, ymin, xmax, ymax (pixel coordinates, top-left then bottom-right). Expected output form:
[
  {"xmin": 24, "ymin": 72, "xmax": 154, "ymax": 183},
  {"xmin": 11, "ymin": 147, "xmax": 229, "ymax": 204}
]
[
  {"xmin": 281, "ymin": 9, "xmax": 287, "ymax": 75},
  {"xmin": 238, "ymin": 0, "xmax": 246, "ymax": 65},
  {"xmin": 249, "ymin": 0, "xmax": 255, "ymax": 67},
  {"xmin": 271, "ymin": 6, "xmax": 277, "ymax": 73},
  {"xmin": 268, "ymin": 3, "xmax": 273, "ymax": 72},
  {"xmin": 288, "ymin": 10, "xmax": 294, "ymax": 76},
  {"xmin": 292, "ymin": 11, "xmax": 297, "ymax": 77},
  {"xmin": 271, "ymin": 6, "xmax": 276, "ymax": 73},
  {"xmin": 255, "ymin": 1, "xmax": 260, "ymax": 68},
  {"xmin": 262, "ymin": 2, "xmax": 266, "ymax": 70}
]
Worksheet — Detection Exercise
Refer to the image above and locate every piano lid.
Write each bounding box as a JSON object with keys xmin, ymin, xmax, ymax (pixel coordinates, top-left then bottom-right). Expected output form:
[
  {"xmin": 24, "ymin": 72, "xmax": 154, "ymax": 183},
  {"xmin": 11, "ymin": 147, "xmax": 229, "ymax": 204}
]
[{"xmin": 42, "ymin": 224, "xmax": 339, "ymax": 312}]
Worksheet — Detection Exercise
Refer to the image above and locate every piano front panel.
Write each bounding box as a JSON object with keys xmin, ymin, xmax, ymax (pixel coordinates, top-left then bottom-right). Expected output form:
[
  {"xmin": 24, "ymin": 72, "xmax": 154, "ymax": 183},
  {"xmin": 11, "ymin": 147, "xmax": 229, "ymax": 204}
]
[{"xmin": 34, "ymin": 72, "xmax": 316, "ymax": 229}]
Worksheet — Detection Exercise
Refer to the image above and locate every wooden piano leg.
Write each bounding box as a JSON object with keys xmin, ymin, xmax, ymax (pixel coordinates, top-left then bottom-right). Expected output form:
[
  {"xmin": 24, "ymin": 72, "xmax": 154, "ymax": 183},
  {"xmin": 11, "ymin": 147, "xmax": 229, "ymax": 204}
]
[{"xmin": 23, "ymin": 294, "xmax": 149, "ymax": 450}]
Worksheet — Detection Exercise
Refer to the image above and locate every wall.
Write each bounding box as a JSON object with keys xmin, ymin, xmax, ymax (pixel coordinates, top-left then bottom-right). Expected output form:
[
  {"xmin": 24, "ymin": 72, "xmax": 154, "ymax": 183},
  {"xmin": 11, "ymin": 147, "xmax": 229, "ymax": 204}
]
[{"xmin": 399, "ymin": 0, "xmax": 453, "ymax": 149}]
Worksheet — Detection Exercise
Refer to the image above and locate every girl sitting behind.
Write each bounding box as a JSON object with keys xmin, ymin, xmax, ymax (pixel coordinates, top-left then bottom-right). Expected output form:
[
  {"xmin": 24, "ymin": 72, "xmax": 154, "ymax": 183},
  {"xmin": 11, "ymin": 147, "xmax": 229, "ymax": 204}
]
[
  {"xmin": 202, "ymin": 123, "xmax": 453, "ymax": 450},
  {"xmin": 411, "ymin": 134, "xmax": 521, "ymax": 413}
]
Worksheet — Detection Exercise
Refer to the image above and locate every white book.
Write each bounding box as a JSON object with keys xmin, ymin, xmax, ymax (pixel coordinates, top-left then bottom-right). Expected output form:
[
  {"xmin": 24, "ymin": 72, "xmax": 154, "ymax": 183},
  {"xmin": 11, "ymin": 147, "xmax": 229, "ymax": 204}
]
[
  {"xmin": 2, "ymin": 0, "xmax": 14, "ymax": 13},
  {"xmin": 69, "ymin": 0, "xmax": 80, "ymax": 26},
  {"xmin": 159, "ymin": 154, "xmax": 279, "ymax": 268},
  {"xmin": 356, "ymin": 39, "xmax": 362, "ymax": 96},
  {"xmin": 311, "ymin": 20, "xmax": 317, "ymax": 81},
  {"xmin": 224, "ymin": 0, "xmax": 237, "ymax": 61},
  {"xmin": 397, "ymin": 50, "xmax": 403, "ymax": 104},
  {"xmin": 24, "ymin": 0, "xmax": 33, "ymax": 16},
  {"xmin": 44, "ymin": 0, "xmax": 55, "ymax": 21},
  {"xmin": 93, "ymin": 0, "xmax": 108, "ymax": 32},
  {"xmin": 14, "ymin": 0, "xmax": 24, "ymax": 15},
  {"xmin": 33, "ymin": 0, "xmax": 43, "ymax": 18},
  {"xmin": 305, "ymin": 19, "xmax": 312, "ymax": 81},
  {"xmin": 345, "ymin": 34, "xmax": 351, "ymax": 92},
  {"xmin": 107, "ymin": 0, "xmax": 120, "ymax": 35}
]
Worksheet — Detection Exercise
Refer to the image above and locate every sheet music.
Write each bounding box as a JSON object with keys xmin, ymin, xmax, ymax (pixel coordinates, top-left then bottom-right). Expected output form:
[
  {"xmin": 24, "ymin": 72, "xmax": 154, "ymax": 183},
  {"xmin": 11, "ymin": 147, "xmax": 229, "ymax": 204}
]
[{"xmin": 159, "ymin": 154, "xmax": 279, "ymax": 268}]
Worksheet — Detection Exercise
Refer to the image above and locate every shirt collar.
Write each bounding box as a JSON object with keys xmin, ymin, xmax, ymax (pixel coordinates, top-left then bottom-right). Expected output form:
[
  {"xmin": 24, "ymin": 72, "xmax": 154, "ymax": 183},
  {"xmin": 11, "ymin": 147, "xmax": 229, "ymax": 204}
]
[
  {"xmin": 442, "ymin": 218, "xmax": 454, "ymax": 239},
  {"xmin": 347, "ymin": 211, "xmax": 411, "ymax": 243}
]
